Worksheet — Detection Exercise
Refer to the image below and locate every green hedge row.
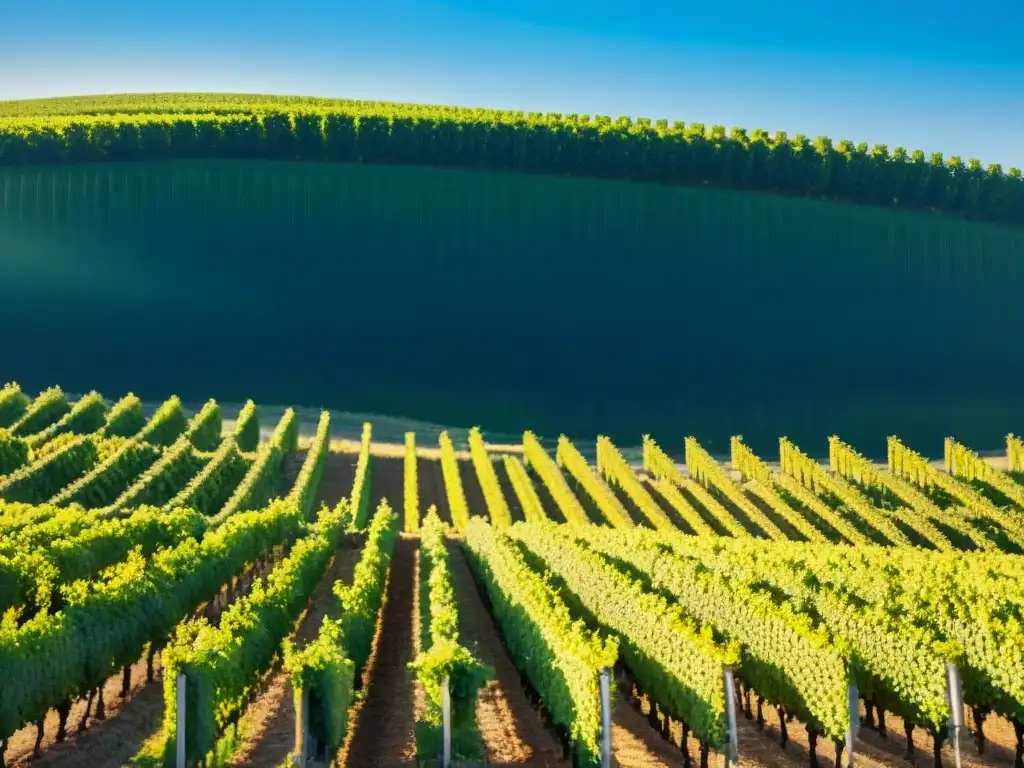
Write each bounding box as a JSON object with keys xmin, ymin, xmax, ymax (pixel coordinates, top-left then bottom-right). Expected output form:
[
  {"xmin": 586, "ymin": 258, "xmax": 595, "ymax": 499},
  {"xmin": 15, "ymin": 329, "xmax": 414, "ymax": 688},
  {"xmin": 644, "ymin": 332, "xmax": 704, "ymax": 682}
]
[
  {"xmin": 1, "ymin": 106, "xmax": 1021, "ymax": 227},
  {"xmin": 410, "ymin": 509, "xmax": 489, "ymax": 760},
  {"xmin": 183, "ymin": 400, "xmax": 222, "ymax": 452},
  {"xmin": 49, "ymin": 437, "xmax": 162, "ymax": 508},
  {"xmin": 210, "ymin": 408, "xmax": 298, "ymax": 526},
  {"xmin": 231, "ymin": 400, "xmax": 260, "ymax": 453},
  {"xmin": 350, "ymin": 423, "xmax": 373, "ymax": 530},
  {"xmin": 10, "ymin": 387, "xmax": 70, "ymax": 438},
  {"xmin": 166, "ymin": 438, "xmax": 251, "ymax": 517},
  {"xmin": 0, "ymin": 430, "xmax": 29, "ymax": 476},
  {"xmin": 100, "ymin": 394, "xmax": 147, "ymax": 438},
  {"xmin": 0, "ymin": 498, "xmax": 307, "ymax": 747},
  {"xmin": 286, "ymin": 411, "xmax": 331, "ymax": 520},
  {"xmin": 463, "ymin": 517, "xmax": 618, "ymax": 766},
  {"xmin": 163, "ymin": 497, "xmax": 353, "ymax": 764},
  {"xmin": 0, "ymin": 435, "xmax": 99, "ymax": 504},
  {"xmin": 25, "ymin": 392, "xmax": 109, "ymax": 450},
  {"xmin": 108, "ymin": 436, "xmax": 210, "ymax": 512},
  {"xmin": 0, "ymin": 505, "xmax": 206, "ymax": 616},
  {"xmin": 0, "ymin": 384, "xmax": 30, "ymax": 429},
  {"xmin": 285, "ymin": 499, "xmax": 400, "ymax": 760},
  {"xmin": 136, "ymin": 396, "xmax": 188, "ymax": 447}
]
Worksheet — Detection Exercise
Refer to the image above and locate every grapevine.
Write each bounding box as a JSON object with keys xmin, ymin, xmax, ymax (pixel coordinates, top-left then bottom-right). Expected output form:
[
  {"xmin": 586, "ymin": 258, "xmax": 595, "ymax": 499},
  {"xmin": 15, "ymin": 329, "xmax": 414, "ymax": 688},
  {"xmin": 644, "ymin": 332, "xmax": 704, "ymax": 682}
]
[
  {"xmin": 641, "ymin": 437, "xmax": 725, "ymax": 536},
  {"xmin": 685, "ymin": 437, "xmax": 785, "ymax": 540},
  {"xmin": 404, "ymin": 431, "xmax": 419, "ymax": 532},
  {"xmin": 501, "ymin": 455, "xmax": 547, "ymax": 523},
  {"xmin": 779, "ymin": 437, "xmax": 909, "ymax": 546},
  {"xmin": 469, "ymin": 427, "xmax": 512, "ymax": 528},
  {"xmin": 522, "ymin": 431, "xmax": 589, "ymax": 526},
  {"xmin": 596, "ymin": 436, "xmax": 673, "ymax": 530},
  {"xmin": 439, "ymin": 430, "xmax": 470, "ymax": 531},
  {"xmin": 945, "ymin": 437, "xmax": 1024, "ymax": 507},
  {"xmin": 464, "ymin": 517, "xmax": 618, "ymax": 766},
  {"xmin": 729, "ymin": 436, "xmax": 827, "ymax": 542},
  {"xmin": 557, "ymin": 436, "xmax": 632, "ymax": 528},
  {"xmin": 350, "ymin": 422, "xmax": 373, "ymax": 528}
]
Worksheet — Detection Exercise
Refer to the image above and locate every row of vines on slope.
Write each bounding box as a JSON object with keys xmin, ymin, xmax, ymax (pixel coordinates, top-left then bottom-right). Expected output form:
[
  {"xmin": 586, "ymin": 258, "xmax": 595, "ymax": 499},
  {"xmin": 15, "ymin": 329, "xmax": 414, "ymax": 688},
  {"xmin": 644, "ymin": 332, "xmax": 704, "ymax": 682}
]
[
  {"xmin": 502, "ymin": 455, "xmax": 547, "ymax": 523},
  {"xmin": 0, "ymin": 384, "xmax": 29, "ymax": 429},
  {"xmin": 828, "ymin": 437, "xmax": 977, "ymax": 551},
  {"xmin": 509, "ymin": 520, "xmax": 738, "ymax": 760},
  {"xmin": 556, "ymin": 436, "xmax": 632, "ymax": 528},
  {"xmin": 439, "ymin": 431, "xmax": 470, "ymax": 531},
  {"xmin": 567, "ymin": 525, "xmax": 855, "ymax": 745},
  {"xmin": 0, "ymin": 505, "xmax": 206, "ymax": 617},
  {"xmin": 158, "ymin": 495, "xmax": 358, "ymax": 765},
  {"xmin": 24, "ymin": 392, "xmax": 108, "ymax": 450},
  {"xmin": 640, "ymin": 436, "xmax": 722, "ymax": 537},
  {"xmin": 0, "ymin": 499, "xmax": 310, "ymax": 757},
  {"xmin": 210, "ymin": 408, "xmax": 298, "ymax": 526},
  {"xmin": 685, "ymin": 437, "xmax": 785, "ymax": 540},
  {"xmin": 728, "ymin": 437, "xmax": 828, "ymax": 543},
  {"xmin": 46, "ymin": 397, "xmax": 189, "ymax": 509},
  {"xmin": 468, "ymin": 427, "xmax": 512, "ymax": 528},
  {"xmin": 410, "ymin": 509, "xmax": 489, "ymax": 760},
  {"xmin": 1, "ymin": 101, "xmax": 1021, "ymax": 227},
  {"xmin": 777, "ymin": 437, "xmax": 909, "ymax": 547},
  {"xmin": 889, "ymin": 436, "xmax": 1024, "ymax": 550},
  {"xmin": 522, "ymin": 431, "xmax": 589, "ymax": 526},
  {"xmin": 463, "ymin": 518, "xmax": 618, "ymax": 766},
  {"xmin": 1010, "ymin": 435, "xmax": 1024, "ymax": 472},
  {"xmin": 945, "ymin": 437, "xmax": 1024, "ymax": 508},
  {"xmin": 405, "ymin": 431, "xmax": 418, "ymax": 532},
  {"xmin": 9, "ymin": 387, "xmax": 70, "ymax": 438},
  {"xmin": 657, "ymin": 531, "xmax": 1024, "ymax": 751},
  {"xmin": 595, "ymin": 435, "xmax": 672, "ymax": 531},
  {"xmin": 349, "ymin": 423, "xmax": 373, "ymax": 529},
  {"xmin": 285, "ymin": 499, "xmax": 399, "ymax": 763},
  {"xmin": 658, "ymin": 534, "xmax": 960, "ymax": 734}
]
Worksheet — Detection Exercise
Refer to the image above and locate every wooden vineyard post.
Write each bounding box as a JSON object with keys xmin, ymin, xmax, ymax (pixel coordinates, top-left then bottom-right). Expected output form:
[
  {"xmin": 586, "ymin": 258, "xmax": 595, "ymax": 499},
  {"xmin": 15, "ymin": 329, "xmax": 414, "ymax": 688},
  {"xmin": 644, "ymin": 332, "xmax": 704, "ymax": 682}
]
[
  {"xmin": 947, "ymin": 664, "xmax": 964, "ymax": 768},
  {"xmin": 442, "ymin": 675, "xmax": 452, "ymax": 768},
  {"xmin": 599, "ymin": 668, "xmax": 613, "ymax": 768},
  {"xmin": 294, "ymin": 686, "xmax": 310, "ymax": 766},
  {"xmin": 845, "ymin": 684, "xmax": 860, "ymax": 768},
  {"xmin": 176, "ymin": 673, "xmax": 187, "ymax": 768},
  {"xmin": 723, "ymin": 668, "xmax": 739, "ymax": 767}
]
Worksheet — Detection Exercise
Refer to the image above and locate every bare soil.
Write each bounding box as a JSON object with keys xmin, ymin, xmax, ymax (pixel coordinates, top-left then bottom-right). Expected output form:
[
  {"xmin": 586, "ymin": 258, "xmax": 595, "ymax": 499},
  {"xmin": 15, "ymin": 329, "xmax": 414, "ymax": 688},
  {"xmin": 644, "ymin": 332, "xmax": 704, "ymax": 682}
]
[
  {"xmin": 611, "ymin": 695, "xmax": 687, "ymax": 768},
  {"xmin": 316, "ymin": 450, "xmax": 360, "ymax": 510},
  {"xmin": 338, "ymin": 536, "xmax": 418, "ymax": 768},
  {"xmin": 458, "ymin": 457, "xmax": 489, "ymax": 522},
  {"xmin": 418, "ymin": 457, "xmax": 450, "ymax": 525},
  {"xmin": 7, "ymin": 658, "xmax": 165, "ymax": 768},
  {"xmin": 369, "ymin": 455, "xmax": 405, "ymax": 518}
]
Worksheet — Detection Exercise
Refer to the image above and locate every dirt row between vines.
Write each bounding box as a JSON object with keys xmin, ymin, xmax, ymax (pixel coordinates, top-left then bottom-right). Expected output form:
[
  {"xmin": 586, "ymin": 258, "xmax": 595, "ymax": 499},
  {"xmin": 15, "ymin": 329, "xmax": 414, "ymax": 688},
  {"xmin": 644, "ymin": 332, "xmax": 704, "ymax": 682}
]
[
  {"xmin": 226, "ymin": 536, "xmax": 365, "ymax": 766},
  {"xmin": 417, "ymin": 455, "xmax": 450, "ymax": 525},
  {"xmin": 337, "ymin": 535, "xmax": 419, "ymax": 768}
]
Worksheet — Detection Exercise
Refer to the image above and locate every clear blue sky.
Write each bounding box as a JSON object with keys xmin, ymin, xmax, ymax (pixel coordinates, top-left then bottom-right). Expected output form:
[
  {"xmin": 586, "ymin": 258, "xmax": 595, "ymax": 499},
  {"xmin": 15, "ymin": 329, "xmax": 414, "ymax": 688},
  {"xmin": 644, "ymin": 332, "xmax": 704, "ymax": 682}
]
[{"xmin": 2, "ymin": 0, "xmax": 1022, "ymax": 169}]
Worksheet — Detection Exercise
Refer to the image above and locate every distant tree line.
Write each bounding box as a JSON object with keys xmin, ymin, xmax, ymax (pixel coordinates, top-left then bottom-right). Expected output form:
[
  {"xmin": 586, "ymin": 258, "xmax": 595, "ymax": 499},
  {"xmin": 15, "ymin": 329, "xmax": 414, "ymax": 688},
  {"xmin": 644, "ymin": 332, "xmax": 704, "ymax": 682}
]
[{"xmin": 0, "ymin": 100, "xmax": 1020, "ymax": 227}]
